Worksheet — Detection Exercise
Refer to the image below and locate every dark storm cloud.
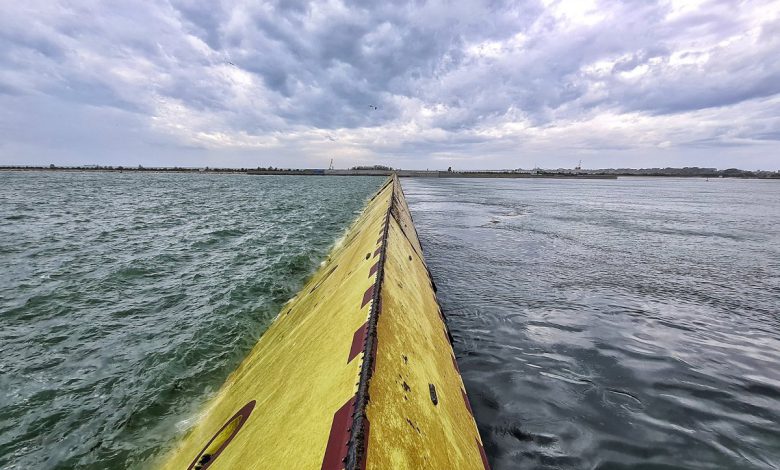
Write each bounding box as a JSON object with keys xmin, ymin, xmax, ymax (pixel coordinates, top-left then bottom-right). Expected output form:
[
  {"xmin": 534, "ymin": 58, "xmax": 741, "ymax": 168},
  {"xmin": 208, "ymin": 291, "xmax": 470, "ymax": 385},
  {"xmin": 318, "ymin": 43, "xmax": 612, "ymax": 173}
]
[
  {"xmin": 171, "ymin": 0, "xmax": 230, "ymax": 50},
  {"xmin": 0, "ymin": 0, "xmax": 779, "ymax": 168}
]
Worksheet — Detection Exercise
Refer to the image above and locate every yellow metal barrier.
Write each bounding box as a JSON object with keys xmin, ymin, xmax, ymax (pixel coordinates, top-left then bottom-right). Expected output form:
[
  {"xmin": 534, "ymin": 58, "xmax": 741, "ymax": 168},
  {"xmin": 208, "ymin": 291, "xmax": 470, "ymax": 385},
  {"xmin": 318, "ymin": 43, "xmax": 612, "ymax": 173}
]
[{"xmin": 158, "ymin": 176, "xmax": 488, "ymax": 470}]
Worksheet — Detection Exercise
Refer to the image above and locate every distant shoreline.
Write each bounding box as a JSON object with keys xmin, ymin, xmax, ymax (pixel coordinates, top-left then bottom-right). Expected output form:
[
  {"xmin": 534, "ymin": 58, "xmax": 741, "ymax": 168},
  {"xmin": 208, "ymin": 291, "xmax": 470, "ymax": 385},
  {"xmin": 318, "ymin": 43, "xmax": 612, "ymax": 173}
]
[
  {"xmin": 1, "ymin": 166, "xmax": 778, "ymax": 179},
  {"xmin": 0, "ymin": 166, "xmax": 246, "ymax": 175},
  {"xmin": 248, "ymin": 169, "xmax": 619, "ymax": 179}
]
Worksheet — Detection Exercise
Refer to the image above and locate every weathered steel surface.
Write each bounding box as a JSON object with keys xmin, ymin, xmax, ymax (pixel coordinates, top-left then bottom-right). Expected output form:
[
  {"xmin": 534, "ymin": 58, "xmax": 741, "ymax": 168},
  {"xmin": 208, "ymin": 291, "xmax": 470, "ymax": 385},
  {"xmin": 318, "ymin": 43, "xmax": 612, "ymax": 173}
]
[
  {"xmin": 158, "ymin": 176, "xmax": 487, "ymax": 470},
  {"xmin": 362, "ymin": 177, "xmax": 488, "ymax": 469}
]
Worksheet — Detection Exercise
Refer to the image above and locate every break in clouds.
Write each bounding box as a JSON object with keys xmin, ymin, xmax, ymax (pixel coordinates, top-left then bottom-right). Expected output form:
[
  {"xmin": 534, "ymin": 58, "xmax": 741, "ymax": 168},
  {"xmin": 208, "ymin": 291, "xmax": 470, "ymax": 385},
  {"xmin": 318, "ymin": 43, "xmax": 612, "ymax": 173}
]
[{"xmin": 1, "ymin": 0, "xmax": 779, "ymax": 169}]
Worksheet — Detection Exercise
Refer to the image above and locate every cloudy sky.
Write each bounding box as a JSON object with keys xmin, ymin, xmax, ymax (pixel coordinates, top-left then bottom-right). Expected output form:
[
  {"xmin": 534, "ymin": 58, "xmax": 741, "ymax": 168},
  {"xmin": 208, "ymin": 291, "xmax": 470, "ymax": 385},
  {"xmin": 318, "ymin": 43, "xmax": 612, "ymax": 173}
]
[{"xmin": 1, "ymin": 0, "xmax": 779, "ymax": 170}]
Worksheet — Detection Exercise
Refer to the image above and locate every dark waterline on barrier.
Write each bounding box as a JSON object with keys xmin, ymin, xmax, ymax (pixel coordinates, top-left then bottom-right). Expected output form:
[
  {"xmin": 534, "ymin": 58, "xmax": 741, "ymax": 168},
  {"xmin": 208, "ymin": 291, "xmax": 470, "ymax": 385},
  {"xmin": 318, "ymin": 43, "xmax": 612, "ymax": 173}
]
[
  {"xmin": 402, "ymin": 177, "xmax": 780, "ymax": 469},
  {"xmin": 0, "ymin": 171, "xmax": 384, "ymax": 469}
]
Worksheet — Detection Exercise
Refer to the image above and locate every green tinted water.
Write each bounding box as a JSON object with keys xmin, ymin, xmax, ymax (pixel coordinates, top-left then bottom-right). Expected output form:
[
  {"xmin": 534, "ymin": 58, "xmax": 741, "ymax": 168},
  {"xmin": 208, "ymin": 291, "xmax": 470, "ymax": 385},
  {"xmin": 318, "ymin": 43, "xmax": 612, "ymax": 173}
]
[{"xmin": 0, "ymin": 171, "xmax": 383, "ymax": 469}]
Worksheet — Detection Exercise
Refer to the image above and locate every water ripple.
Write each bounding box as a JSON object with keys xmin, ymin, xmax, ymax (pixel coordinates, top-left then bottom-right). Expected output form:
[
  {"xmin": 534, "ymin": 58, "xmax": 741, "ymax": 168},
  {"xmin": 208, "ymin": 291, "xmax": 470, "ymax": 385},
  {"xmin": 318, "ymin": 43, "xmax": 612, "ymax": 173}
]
[
  {"xmin": 403, "ymin": 177, "xmax": 780, "ymax": 470},
  {"xmin": 0, "ymin": 171, "xmax": 382, "ymax": 469}
]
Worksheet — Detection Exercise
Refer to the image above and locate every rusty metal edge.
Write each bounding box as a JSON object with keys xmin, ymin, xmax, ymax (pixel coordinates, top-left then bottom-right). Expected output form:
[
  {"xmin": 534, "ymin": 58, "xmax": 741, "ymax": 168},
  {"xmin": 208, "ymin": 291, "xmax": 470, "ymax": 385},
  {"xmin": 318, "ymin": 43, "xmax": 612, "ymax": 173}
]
[{"xmin": 345, "ymin": 175, "xmax": 395, "ymax": 470}]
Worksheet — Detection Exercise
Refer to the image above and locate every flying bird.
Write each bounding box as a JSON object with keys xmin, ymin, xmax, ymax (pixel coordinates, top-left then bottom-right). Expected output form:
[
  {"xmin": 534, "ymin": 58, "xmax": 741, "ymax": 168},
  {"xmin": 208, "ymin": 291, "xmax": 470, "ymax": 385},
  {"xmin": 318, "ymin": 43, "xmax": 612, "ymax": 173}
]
[
  {"xmin": 368, "ymin": 104, "xmax": 379, "ymax": 110},
  {"xmin": 326, "ymin": 134, "xmax": 337, "ymax": 142}
]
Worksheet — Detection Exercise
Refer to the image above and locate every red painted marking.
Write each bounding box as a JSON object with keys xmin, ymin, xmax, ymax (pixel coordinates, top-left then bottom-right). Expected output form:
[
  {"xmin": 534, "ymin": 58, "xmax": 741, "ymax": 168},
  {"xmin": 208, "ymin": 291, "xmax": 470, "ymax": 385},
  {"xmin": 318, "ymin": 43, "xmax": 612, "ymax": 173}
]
[
  {"xmin": 462, "ymin": 388, "xmax": 474, "ymax": 416},
  {"xmin": 368, "ymin": 261, "xmax": 379, "ymax": 277},
  {"xmin": 451, "ymin": 354, "xmax": 461, "ymax": 374},
  {"xmin": 361, "ymin": 285, "xmax": 375, "ymax": 308},
  {"xmin": 349, "ymin": 322, "xmax": 368, "ymax": 363},
  {"xmin": 373, "ymin": 246, "xmax": 382, "ymax": 258},
  {"xmin": 321, "ymin": 396, "xmax": 356, "ymax": 470},
  {"xmin": 476, "ymin": 438, "xmax": 491, "ymax": 470}
]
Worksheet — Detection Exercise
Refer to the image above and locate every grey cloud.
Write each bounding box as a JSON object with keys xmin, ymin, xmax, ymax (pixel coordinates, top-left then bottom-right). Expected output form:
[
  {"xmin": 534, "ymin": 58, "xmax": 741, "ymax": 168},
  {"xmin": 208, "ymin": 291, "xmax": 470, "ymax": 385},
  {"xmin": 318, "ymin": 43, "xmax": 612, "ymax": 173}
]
[
  {"xmin": 0, "ymin": 0, "xmax": 779, "ymax": 168},
  {"xmin": 681, "ymin": 138, "xmax": 756, "ymax": 148},
  {"xmin": 752, "ymin": 132, "xmax": 780, "ymax": 141},
  {"xmin": 171, "ymin": 0, "xmax": 230, "ymax": 50}
]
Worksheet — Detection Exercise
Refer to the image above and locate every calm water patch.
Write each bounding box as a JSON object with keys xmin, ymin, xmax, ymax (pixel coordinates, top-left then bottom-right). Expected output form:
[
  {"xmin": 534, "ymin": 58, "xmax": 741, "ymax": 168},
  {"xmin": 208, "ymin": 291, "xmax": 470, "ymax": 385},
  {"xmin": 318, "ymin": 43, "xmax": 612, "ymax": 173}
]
[
  {"xmin": 402, "ymin": 177, "xmax": 780, "ymax": 470},
  {"xmin": 0, "ymin": 171, "xmax": 383, "ymax": 469}
]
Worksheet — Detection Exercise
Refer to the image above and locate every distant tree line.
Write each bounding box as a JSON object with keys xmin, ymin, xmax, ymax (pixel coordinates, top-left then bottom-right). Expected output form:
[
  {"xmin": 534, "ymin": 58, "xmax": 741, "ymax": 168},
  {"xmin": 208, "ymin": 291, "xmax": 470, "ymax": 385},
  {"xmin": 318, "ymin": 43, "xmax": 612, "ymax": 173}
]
[
  {"xmin": 0, "ymin": 165, "xmax": 249, "ymax": 173},
  {"xmin": 350, "ymin": 165, "xmax": 394, "ymax": 171},
  {"xmin": 578, "ymin": 167, "xmax": 780, "ymax": 178}
]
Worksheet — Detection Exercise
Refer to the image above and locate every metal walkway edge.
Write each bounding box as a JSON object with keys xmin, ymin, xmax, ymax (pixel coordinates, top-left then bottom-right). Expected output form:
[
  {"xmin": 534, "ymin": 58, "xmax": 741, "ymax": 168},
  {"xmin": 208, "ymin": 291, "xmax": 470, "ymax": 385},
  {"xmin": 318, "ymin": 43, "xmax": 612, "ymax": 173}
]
[{"xmin": 158, "ymin": 175, "xmax": 489, "ymax": 470}]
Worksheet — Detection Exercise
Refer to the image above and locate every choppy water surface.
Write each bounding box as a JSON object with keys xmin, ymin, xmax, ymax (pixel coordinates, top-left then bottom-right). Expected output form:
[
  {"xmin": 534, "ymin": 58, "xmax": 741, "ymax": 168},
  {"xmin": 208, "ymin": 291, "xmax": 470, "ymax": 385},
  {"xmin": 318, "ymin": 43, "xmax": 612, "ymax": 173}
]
[
  {"xmin": 0, "ymin": 171, "xmax": 382, "ymax": 469},
  {"xmin": 402, "ymin": 177, "xmax": 780, "ymax": 469}
]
